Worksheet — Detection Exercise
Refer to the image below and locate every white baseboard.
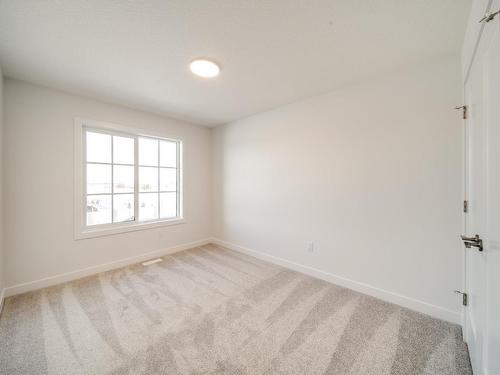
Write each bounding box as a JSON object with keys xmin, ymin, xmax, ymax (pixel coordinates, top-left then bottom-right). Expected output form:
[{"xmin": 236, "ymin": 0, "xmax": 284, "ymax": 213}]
[
  {"xmin": 4, "ymin": 238, "xmax": 211, "ymax": 298},
  {"xmin": 211, "ymin": 238, "xmax": 461, "ymax": 324},
  {"xmin": 4, "ymin": 237, "xmax": 461, "ymax": 325}
]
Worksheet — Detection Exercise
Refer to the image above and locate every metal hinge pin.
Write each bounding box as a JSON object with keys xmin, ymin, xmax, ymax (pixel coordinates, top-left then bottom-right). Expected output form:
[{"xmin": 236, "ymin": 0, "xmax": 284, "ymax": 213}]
[
  {"xmin": 454, "ymin": 290, "xmax": 468, "ymax": 306},
  {"xmin": 479, "ymin": 10, "xmax": 500, "ymax": 23},
  {"xmin": 455, "ymin": 105, "xmax": 467, "ymax": 119}
]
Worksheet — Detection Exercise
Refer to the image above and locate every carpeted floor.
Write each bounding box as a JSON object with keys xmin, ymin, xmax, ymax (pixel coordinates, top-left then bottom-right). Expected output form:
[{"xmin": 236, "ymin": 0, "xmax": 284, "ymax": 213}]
[{"xmin": 0, "ymin": 244, "xmax": 471, "ymax": 375}]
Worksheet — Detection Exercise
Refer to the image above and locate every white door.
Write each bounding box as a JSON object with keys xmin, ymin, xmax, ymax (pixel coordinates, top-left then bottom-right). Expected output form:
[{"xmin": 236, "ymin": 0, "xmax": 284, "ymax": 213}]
[
  {"xmin": 463, "ymin": 44, "xmax": 486, "ymax": 375},
  {"xmin": 463, "ymin": 2, "xmax": 500, "ymax": 374}
]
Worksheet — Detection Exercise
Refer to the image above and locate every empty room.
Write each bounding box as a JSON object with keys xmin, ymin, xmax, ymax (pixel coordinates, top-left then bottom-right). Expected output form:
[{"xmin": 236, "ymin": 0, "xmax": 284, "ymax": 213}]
[{"xmin": 0, "ymin": 0, "xmax": 499, "ymax": 374}]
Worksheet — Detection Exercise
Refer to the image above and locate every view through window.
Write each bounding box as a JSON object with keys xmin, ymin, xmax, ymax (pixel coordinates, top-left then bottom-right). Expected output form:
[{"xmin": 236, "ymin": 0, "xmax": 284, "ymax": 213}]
[{"xmin": 85, "ymin": 128, "xmax": 181, "ymax": 227}]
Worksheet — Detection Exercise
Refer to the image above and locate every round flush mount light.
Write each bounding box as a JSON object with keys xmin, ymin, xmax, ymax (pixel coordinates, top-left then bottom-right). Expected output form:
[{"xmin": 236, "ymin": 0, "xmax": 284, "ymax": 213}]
[{"xmin": 189, "ymin": 58, "xmax": 220, "ymax": 78}]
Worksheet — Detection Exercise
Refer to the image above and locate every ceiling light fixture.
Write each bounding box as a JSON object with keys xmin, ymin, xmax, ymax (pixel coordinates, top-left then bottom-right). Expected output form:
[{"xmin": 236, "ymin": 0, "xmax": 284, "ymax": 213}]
[{"xmin": 190, "ymin": 58, "xmax": 220, "ymax": 78}]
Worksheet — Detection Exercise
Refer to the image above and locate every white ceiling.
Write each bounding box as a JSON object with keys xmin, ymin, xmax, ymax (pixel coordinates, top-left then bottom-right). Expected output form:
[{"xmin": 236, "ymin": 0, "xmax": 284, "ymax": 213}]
[{"xmin": 0, "ymin": 0, "xmax": 470, "ymax": 126}]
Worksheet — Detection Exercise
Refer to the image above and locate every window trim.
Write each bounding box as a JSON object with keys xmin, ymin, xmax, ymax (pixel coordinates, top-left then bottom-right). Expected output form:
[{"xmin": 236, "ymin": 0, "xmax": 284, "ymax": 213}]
[{"xmin": 74, "ymin": 118, "xmax": 185, "ymax": 240}]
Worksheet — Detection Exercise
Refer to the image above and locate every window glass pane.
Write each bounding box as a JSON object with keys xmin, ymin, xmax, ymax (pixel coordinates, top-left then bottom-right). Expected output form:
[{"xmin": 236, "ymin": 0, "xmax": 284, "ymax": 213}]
[
  {"xmin": 113, "ymin": 136, "xmax": 134, "ymax": 164},
  {"xmin": 113, "ymin": 165, "xmax": 134, "ymax": 193},
  {"xmin": 86, "ymin": 131, "xmax": 111, "ymax": 163},
  {"xmin": 82, "ymin": 129, "xmax": 182, "ymax": 229},
  {"xmin": 87, "ymin": 195, "xmax": 112, "ymax": 225},
  {"xmin": 139, "ymin": 167, "xmax": 158, "ymax": 192},
  {"xmin": 87, "ymin": 164, "xmax": 111, "ymax": 194},
  {"xmin": 139, "ymin": 138, "xmax": 158, "ymax": 166},
  {"xmin": 160, "ymin": 168, "xmax": 176, "ymax": 191},
  {"xmin": 113, "ymin": 194, "xmax": 134, "ymax": 223},
  {"xmin": 160, "ymin": 192, "xmax": 177, "ymax": 218},
  {"xmin": 139, "ymin": 193, "xmax": 159, "ymax": 221},
  {"xmin": 160, "ymin": 141, "xmax": 177, "ymax": 167}
]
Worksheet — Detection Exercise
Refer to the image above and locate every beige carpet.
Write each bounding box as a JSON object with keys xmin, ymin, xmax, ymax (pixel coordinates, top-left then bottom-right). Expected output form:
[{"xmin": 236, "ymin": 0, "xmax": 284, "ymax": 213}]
[{"xmin": 0, "ymin": 244, "xmax": 471, "ymax": 375}]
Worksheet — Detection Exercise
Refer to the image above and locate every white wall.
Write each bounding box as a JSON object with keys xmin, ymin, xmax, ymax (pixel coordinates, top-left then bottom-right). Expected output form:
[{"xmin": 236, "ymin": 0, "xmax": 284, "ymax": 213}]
[
  {"xmin": 213, "ymin": 57, "xmax": 463, "ymax": 321},
  {"xmin": 3, "ymin": 79, "xmax": 212, "ymax": 289}
]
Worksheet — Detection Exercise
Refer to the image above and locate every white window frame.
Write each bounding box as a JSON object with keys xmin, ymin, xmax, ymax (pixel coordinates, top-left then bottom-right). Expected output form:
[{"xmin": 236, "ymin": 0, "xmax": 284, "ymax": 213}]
[{"xmin": 74, "ymin": 118, "xmax": 185, "ymax": 240}]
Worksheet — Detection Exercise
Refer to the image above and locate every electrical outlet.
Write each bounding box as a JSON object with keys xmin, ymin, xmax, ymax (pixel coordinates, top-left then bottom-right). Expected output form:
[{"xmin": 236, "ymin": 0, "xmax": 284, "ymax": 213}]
[{"xmin": 307, "ymin": 241, "xmax": 314, "ymax": 252}]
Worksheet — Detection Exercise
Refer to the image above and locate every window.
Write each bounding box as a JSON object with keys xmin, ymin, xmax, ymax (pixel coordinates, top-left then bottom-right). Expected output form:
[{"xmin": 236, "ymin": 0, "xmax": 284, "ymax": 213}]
[{"xmin": 75, "ymin": 119, "xmax": 183, "ymax": 239}]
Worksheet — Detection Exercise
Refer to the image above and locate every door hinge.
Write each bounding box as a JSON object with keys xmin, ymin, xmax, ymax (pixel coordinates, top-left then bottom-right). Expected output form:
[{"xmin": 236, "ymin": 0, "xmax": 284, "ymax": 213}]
[
  {"xmin": 455, "ymin": 105, "xmax": 468, "ymax": 119},
  {"xmin": 464, "ymin": 200, "xmax": 468, "ymax": 213},
  {"xmin": 479, "ymin": 9, "xmax": 500, "ymax": 23},
  {"xmin": 461, "ymin": 234, "xmax": 484, "ymax": 252},
  {"xmin": 455, "ymin": 290, "xmax": 468, "ymax": 306}
]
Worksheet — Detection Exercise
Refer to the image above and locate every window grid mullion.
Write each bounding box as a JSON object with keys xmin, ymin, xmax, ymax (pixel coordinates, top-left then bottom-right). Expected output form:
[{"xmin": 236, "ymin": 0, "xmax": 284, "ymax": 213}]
[
  {"xmin": 157, "ymin": 140, "xmax": 160, "ymax": 219},
  {"xmin": 176, "ymin": 141, "xmax": 180, "ymax": 217},
  {"xmin": 83, "ymin": 130, "xmax": 88, "ymax": 226},
  {"xmin": 87, "ymin": 192, "xmax": 134, "ymax": 196},
  {"xmin": 138, "ymin": 165, "xmax": 176, "ymax": 169},
  {"xmin": 111, "ymin": 136, "xmax": 114, "ymax": 223},
  {"xmin": 87, "ymin": 161, "xmax": 133, "ymax": 167},
  {"xmin": 134, "ymin": 135, "xmax": 139, "ymax": 222}
]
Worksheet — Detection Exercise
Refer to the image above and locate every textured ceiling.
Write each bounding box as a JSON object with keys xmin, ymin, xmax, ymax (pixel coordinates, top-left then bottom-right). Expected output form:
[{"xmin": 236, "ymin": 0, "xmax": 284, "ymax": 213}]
[{"xmin": 0, "ymin": 0, "xmax": 470, "ymax": 126}]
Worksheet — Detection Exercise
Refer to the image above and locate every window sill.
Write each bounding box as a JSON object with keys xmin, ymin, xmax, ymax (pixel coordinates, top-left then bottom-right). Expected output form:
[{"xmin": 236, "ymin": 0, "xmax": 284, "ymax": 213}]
[{"xmin": 75, "ymin": 218, "xmax": 186, "ymax": 240}]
